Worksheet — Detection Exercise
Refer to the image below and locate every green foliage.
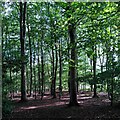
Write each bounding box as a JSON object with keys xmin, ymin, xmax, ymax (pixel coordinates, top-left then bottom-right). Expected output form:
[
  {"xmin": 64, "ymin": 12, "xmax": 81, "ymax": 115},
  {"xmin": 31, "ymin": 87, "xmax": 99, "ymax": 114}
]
[
  {"xmin": 2, "ymin": 98, "xmax": 13, "ymax": 117},
  {"xmin": 2, "ymin": 2, "xmax": 120, "ymax": 106},
  {"xmin": 2, "ymin": 75, "xmax": 13, "ymax": 117},
  {"xmin": 113, "ymin": 77, "xmax": 120, "ymax": 102}
]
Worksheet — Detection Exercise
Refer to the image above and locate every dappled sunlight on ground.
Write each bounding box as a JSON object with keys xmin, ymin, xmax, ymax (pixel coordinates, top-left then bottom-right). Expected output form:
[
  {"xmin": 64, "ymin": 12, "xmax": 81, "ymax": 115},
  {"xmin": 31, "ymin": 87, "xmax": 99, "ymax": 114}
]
[
  {"xmin": 19, "ymin": 95, "xmax": 93, "ymax": 111},
  {"xmin": 102, "ymin": 99, "xmax": 111, "ymax": 103},
  {"xmin": 79, "ymin": 96, "xmax": 92, "ymax": 100},
  {"xmin": 20, "ymin": 101, "xmax": 66, "ymax": 110},
  {"xmin": 7, "ymin": 91, "xmax": 119, "ymax": 119},
  {"xmin": 21, "ymin": 106, "xmax": 38, "ymax": 110},
  {"xmin": 13, "ymin": 91, "xmax": 111, "ymax": 113}
]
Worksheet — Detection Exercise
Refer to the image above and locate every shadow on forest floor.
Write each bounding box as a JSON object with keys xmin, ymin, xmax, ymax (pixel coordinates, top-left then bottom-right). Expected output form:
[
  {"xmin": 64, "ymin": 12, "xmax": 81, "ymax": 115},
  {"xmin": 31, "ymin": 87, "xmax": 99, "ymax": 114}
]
[{"xmin": 2, "ymin": 91, "xmax": 120, "ymax": 119}]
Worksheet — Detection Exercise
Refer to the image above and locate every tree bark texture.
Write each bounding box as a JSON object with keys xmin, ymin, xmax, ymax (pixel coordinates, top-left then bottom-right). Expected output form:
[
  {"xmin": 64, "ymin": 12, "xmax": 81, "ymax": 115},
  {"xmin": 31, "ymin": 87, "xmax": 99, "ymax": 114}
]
[
  {"xmin": 68, "ymin": 22, "xmax": 78, "ymax": 106},
  {"xmin": 20, "ymin": 2, "xmax": 27, "ymax": 101}
]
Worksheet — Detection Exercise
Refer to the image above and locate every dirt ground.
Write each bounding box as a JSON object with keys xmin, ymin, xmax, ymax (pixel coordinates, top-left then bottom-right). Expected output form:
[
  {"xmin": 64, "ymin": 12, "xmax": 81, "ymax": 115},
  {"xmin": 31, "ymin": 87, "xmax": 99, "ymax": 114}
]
[{"xmin": 2, "ymin": 91, "xmax": 120, "ymax": 119}]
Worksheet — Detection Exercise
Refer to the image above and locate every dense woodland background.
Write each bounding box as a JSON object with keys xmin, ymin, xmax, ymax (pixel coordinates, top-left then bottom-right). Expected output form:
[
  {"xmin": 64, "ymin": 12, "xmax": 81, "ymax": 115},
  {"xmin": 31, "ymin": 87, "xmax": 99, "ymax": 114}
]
[{"xmin": 1, "ymin": 1, "xmax": 120, "ymax": 118}]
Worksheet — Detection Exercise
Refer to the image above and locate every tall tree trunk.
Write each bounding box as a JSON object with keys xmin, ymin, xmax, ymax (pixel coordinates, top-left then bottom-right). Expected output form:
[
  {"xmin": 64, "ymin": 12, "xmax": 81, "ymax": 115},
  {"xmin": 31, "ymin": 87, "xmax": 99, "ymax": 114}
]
[
  {"xmin": 100, "ymin": 65, "xmax": 103, "ymax": 91},
  {"xmin": 110, "ymin": 46, "xmax": 115, "ymax": 106},
  {"xmin": 41, "ymin": 32, "xmax": 44, "ymax": 100},
  {"xmin": 47, "ymin": 3, "xmax": 55, "ymax": 96},
  {"xmin": 68, "ymin": 22, "xmax": 78, "ymax": 106},
  {"xmin": 105, "ymin": 38, "xmax": 111, "ymax": 97},
  {"xmin": 10, "ymin": 66, "xmax": 13, "ymax": 99},
  {"xmin": 76, "ymin": 49, "xmax": 79, "ymax": 93},
  {"xmin": 65, "ymin": 2, "xmax": 78, "ymax": 106},
  {"xmin": 33, "ymin": 39, "xmax": 36, "ymax": 99},
  {"xmin": 84, "ymin": 55, "xmax": 87, "ymax": 91},
  {"xmin": 51, "ymin": 46, "xmax": 54, "ymax": 96},
  {"xmin": 67, "ymin": 38, "xmax": 70, "ymax": 94},
  {"xmin": 90, "ymin": 59, "xmax": 93, "ymax": 91},
  {"xmin": 20, "ymin": 2, "xmax": 27, "ymax": 101},
  {"xmin": 5, "ymin": 26, "xmax": 8, "ymax": 54},
  {"xmin": 53, "ymin": 37, "xmax": 58, "ymax": 99},
  {"xmin": 27, "ymin": 15, "xmax": 33, "ymax": 97},
  {"xmin": 92, "ymin": 45, "xmax": 98, "ymax": 98},
  {"xmin": 37, "ymin": 39, "xmax": 41, "ymax": 94},
  {"xmin": 98, "ymin": 44, "xmax": 105, "ymax": 91},
  {"xmin": 59, "ymin": 38, "xmax": 62, "ymax": 99},
  {"xmin": 26, "ymin": 65, "xmax": 29, "ymax": 94}
]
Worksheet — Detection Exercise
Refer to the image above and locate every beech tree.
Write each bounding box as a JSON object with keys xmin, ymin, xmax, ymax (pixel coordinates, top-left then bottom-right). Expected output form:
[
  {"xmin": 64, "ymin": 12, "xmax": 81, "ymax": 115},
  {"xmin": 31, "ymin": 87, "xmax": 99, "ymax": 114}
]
[{"xmin": 20, "ymin": 2, "xmax": 27, "ymax": 101}]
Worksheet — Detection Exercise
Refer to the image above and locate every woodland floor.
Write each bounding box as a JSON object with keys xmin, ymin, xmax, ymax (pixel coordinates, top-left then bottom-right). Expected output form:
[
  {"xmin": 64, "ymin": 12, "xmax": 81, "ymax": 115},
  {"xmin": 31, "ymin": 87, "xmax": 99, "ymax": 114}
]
[{"xmin": 3, "ymin": 91, "xmax": 120, "ymax": 120}]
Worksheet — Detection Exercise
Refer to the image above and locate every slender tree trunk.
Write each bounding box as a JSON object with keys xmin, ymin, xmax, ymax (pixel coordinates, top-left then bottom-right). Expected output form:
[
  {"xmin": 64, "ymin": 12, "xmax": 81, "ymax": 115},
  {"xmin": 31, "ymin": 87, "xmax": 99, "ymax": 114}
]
[
  {"xmin": 26, "ymin": 65, "xmax": 29, "ymax": 94},
  {"xmin": 41, "ymin": 32, "xmax": 44, "ymax": 100},
  {"xmin": 93, "ymin": 57, "xmax": 97, "ymax": 97},
  {"xmin": 47, "ymin": 3, "xmax": 55, "ymax": 96},
  {"xmin": 92, "ymin": 45, "xmax": 98, "ymax": 98},
  {"xmin": 10, "ymin": 66, "xmax": 13, "ymax": 99},
  {"xmin": 53, "ymin": 37, "xmax": 58, "ymax": 99},
  {"xmin": 5, "ymin": 26, "xmax": 8, "ymax": 53},
  {"xmin": 27, "ymin": 16, "xmax": 33, "ymax": 97},
  {"xmin": 105, "ymin": 40, "xmax": 110, "ymax": 94},
  {"xmin": 111, "ymin": 46, "xmax": 115, "ymax": 106},
  {"xmin": 16, "ymin": 71, "xmax": 18, "ymax": 93},
  {"xmin": 98, "ymin": 44, "xmax": 105, "ymax": 91},
  {"xmin": 20, "ymin": 2, "xmax": 27, "ymax": 101},
  {"xmin": 76, "ymin": 80, "xmax": 79, "ymax": 93},
  {"xmin": 90, "ymin": 59, "xmax": 93, "ymax": 91},
  {"xmin": 51, "ymin": 46, "xmax": 54, "ymax": 96},
  {"xmin": 76, "ymin": 50, "xmax": 79, "ymax": 93},
  {"xmin": 47, "ymin": 51, "xmax": 52, "ymax": 74},
  {"xmin": 67, "ymin": 38, "xmax": 70, "ymax": 94},
  {"xmin": 106, "ymin": 51, "xmax": 109, "ymax": 92},
  {"xmin": 100, "ymin": 65, "xmax": 103, "ymax": 91},
  {"xmin": 33, "ymin": 38, "xmax": 36, "ymax": 99},
  {"xmin": 59, "ymin": 38, "xmax": 62, "ymax": 99},
  {"xmin": 37, "ymin": 39, "xmax": 41, "ymax": 94}
]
